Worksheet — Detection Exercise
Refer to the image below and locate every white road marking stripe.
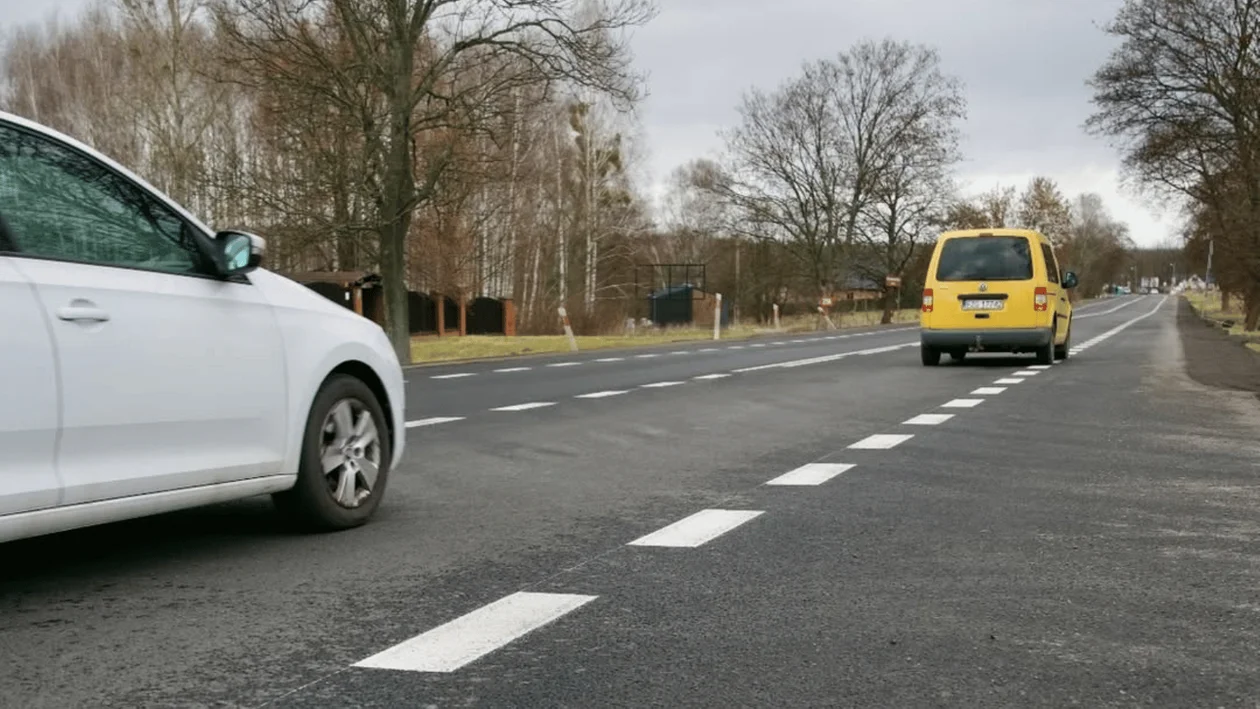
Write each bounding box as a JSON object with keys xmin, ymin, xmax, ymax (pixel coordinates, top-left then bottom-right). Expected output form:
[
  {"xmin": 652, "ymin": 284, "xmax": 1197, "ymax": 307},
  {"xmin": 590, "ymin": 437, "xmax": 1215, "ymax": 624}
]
[
  {"xmin": 750, "ymin": 343, "xmax": 766, "ymax": 348},
  {"xmin": 1028, "ymin": 365, "xmax": 1052, "ymax": 370},
  {"xmin": 670, "ymin": 351, "xmax": 689, "ymax": 355},
  {"xmin": 694, "ymin": 373, "xmax": 731, "ymax": 380},
  {"xmin": 942, "ymin": 398, "xmax": 984, "ymax": 408},
  {"xmin": 994, "ymin": 378, "xmax": 1024, "ymax": 384},
  {"xmin": 771, "ymin": 341, "xmax": 787, "ymax": 346},
  {"xmin": 595, "ymin": 357, "xmax": 625, "ymax": 362},
  {"xmin": 728, "ymin": 345, "xmax": 746, "ymax": 349},
  {"xmin": 698, "ymin": 348, "xmax": 719, "ymax": 353},
  {"xmin": 641, "ymin": 381, "xmax": 684, "ymax": 388},
  {"xmin": 1074, "ymin": 295, "xmax": 1145, "ymax": 319},
  {"xmin": 733, "ymin": 342, "xmax": 917, "ymax": 373},
  {"xmin": 627, "ymin": 509, "xmax": 764, "ymax": 547},
  {"xmin": 766, "ymin": 463, "xmax": 854, "ymax": 486},
  {"xmin": 491, "ymin": 402, "xmax": 555, "ymax": 412},
  {"xmin": 971, "ymin": 387, "xmax": 1007, "ymax": 395},
  {"xmin": 353, "ymin": 591, "xmax": 596, "ymax": 673},
  {"xmin": 406, "ymin": 417, "xmax": 465, "ymax": 428},
  {"xmin": 431, "ymin": 373, "xmax": 475, "ymax": 380},
  {"xmin": 904, "ymin": 413, "xmax": 954, "ymax": 425},
  {"xmin": 636, "ymin": 353, "xmax": 659, "ymax": 358},
  {"xmin": 494, "ymin": 367, "xmax": 531, "ymax": 373},
  {"xmin": 575, "ymin": 390, "xmax": 629, "ymax": 399},
  {"xmin": 789, "ymin": 339, "xmax": 806, "ymax": 344},
  {"xmin": 1012, "ymin": 370, "xmax": 1039, "ymax": 376},
  {"xmin": 548, "ymin": 362, "xmax": 581, "ymax": 368},
  {"xmin": 849, "ymin": 434, "xmax": 913, "ymax": 449}
]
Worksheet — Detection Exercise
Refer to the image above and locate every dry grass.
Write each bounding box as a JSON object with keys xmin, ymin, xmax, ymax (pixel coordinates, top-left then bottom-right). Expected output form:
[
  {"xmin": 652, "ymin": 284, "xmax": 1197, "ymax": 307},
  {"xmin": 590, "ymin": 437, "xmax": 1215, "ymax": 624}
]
[
  {"xmin": 1184, "ymin": 291, "xmax": 1260, "ymax": 343},
  {"xmin": 409, "ymin": 308, "xmax": 920, "ymax": 364}
]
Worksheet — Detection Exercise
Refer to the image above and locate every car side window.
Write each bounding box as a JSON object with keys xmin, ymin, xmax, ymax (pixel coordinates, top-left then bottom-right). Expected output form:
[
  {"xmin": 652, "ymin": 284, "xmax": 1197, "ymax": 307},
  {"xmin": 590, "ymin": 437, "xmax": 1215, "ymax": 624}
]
[
  {"xmin": 0, "ymin": 123, "xmax": 209, "ymax": 275},
  {"xmin": 1041, "ymin": 243, "xmax": 1060, "ymax": 284}
]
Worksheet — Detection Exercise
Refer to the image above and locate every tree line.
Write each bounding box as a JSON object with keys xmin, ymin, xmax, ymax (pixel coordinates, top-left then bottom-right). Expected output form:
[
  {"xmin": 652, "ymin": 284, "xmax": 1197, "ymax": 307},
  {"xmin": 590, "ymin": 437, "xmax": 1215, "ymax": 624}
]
[
  {"xmin": 2, "ymin": 0, "xmax": 1144, "ymax": 362},
  {"xmin": 1089, "ymin": 0, "xmax": 1260, "ymax": 326}
]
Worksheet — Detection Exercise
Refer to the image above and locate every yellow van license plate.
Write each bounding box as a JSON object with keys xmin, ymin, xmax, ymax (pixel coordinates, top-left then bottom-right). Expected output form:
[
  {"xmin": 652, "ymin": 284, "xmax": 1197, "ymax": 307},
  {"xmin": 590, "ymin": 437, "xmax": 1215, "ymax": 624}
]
[{"xmin": 962, "ymin": 299, "xmax": 1004, "ymax": 311}]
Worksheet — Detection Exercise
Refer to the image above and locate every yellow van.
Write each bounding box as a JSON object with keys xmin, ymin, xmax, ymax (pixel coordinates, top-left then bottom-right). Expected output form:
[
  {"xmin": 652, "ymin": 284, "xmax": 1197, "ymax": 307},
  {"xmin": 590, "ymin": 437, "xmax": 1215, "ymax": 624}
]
[{"xmin": 919, "ymin": 228, "xmax": 1077, "ymax": 366}]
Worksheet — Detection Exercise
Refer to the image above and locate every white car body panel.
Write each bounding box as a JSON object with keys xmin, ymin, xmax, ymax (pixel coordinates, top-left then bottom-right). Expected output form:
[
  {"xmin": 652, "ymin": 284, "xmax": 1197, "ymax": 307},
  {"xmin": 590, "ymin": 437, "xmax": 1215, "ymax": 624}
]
[
  {"xmin": 0, "ymin": 110, "xmax": 407, "ymax": 543},
  {"xmin": 11, "ymin": 258, "xmax": 290, "ymax": 506},
  {"xmin": 0, "ymin": 256, "xmax": 62, "ymax": 516}
]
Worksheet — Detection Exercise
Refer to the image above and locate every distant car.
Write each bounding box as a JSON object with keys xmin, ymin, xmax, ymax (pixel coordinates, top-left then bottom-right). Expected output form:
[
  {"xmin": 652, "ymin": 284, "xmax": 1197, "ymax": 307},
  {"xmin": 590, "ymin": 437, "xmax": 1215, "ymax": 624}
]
[
  {"xmin": 0, "ymin": 111, "xmax": 405, "ymax": 543},
  {"xmin": 919, "ymin": 228, "xmax": 1078, "ymax": 366}
]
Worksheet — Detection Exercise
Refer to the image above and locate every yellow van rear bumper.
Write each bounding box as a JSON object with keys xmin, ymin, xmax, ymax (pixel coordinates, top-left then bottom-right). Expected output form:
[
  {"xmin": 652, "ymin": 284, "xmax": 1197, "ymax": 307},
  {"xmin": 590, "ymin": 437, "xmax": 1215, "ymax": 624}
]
[{"xmin": 921, "ymin": 327, "xmax": 1052, "ymax": 350}]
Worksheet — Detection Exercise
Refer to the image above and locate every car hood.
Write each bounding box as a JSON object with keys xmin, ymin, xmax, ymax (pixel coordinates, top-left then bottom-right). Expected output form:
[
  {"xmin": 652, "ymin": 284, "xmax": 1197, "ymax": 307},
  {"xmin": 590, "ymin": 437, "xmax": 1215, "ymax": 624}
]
[{"xmin": 250, "ymin": 269, "xmax": 370, "ymax": 322}]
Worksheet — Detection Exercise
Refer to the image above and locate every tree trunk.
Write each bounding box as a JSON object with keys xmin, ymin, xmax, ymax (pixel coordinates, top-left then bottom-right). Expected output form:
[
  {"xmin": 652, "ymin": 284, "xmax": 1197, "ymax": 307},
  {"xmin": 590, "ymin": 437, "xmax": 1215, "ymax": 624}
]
[
  {"xmin": 1222, "ymin": 289, "xmax": 1232, "ymax": 312},
  {"xmin": 880, "ymin": 287, "xmax": 896, "ymax": 324},
  {"xmin": 1246, "ymin": 286, "xmax": 1260, "ymax": 332}
]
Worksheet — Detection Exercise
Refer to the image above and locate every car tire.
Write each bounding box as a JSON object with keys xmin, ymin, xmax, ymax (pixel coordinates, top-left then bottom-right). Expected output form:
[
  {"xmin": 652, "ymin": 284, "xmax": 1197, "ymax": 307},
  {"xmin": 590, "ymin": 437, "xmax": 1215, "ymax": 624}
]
[
  {"xmin": 921, "ymin": 345, "xmax": 941, "ymax": 366},
  {"xmin": 274, "ymin": 374, "xmax": 392, "ymax": 531},
  {"xmin": 949, "ymin": 350, "xmax": 967, "ymax": 362},
  {"xmin": 1035, "ymin": 328, "xmax": 1055, "ymax": 365},
  {"xmin": 1055, "ymin": 324, "xmax": 1070, "ymax": 360}
]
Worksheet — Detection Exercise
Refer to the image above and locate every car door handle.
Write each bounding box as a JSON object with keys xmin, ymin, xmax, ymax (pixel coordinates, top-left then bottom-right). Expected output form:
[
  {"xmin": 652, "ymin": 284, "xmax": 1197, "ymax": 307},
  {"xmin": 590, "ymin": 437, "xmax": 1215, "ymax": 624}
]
[{"xmin": 56, "ymin": 303, "xmax": 110, "ymax": 323}]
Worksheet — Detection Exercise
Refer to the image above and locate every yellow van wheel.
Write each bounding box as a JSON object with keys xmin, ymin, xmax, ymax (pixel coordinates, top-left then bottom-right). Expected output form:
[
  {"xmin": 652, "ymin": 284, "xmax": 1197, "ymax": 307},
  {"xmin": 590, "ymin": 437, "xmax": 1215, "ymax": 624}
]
[{"xmin": 921, "ymin": 345, "xmax": 941, "ymax": 366}]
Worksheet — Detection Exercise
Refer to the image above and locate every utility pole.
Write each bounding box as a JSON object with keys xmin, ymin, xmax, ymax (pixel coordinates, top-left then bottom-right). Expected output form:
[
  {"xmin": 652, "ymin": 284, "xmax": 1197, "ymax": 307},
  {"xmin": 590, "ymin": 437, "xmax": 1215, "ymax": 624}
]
[{"xmin": 1205, "ymin": 238, "xmax": 1214, "ymax": 286}]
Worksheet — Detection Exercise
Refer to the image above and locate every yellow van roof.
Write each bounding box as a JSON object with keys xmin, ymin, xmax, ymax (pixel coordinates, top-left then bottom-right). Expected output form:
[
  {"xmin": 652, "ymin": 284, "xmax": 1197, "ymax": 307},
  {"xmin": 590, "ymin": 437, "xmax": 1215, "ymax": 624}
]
[{"xmin": 939, "ymin": 228, "xmax": 1046, "ymax": 240}]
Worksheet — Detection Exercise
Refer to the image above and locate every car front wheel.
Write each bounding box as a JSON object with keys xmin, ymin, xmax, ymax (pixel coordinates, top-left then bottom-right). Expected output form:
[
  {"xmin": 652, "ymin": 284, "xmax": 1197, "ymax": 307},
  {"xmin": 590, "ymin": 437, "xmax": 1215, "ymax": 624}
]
[{"xmin": 274, "ymin": 374, "xmax": 392, "ymax": 531}]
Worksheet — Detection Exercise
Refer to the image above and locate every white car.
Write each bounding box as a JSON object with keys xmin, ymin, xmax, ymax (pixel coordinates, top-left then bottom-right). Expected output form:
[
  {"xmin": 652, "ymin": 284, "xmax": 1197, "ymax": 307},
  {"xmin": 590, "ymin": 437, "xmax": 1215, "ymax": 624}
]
[{"xmin": 0, "ymin": 111, "xmax": 405, "ymax": 543}]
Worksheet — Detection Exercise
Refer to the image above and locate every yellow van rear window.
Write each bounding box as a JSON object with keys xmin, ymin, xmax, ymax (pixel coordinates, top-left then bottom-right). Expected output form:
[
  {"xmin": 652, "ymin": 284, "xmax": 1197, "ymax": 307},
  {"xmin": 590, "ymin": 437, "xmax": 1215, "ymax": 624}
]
[{"xmin": 936, "ymin": 236, "xmax": 1033, "ymax": 281}]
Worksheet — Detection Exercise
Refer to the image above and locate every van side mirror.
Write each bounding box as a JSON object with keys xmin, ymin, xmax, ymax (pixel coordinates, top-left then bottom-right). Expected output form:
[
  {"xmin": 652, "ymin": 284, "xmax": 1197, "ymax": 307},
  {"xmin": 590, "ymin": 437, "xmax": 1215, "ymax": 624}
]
[
  {"xmin": 1062, "ymin": 271, "xmax": 1079, "ymax": 289},
  {"xmin": 216, "ymin": 230, "xmax": 265, "ymax": 276}
]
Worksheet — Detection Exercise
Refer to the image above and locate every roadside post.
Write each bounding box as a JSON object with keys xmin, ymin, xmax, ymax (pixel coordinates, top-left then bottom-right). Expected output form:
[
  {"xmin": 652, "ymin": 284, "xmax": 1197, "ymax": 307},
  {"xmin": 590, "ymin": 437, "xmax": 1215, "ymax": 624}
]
[
  {"xmin": 773, "ymin": 304, "xmax": 780, "ymax": 330},
  {"xmin": 558, "ymin": 306, "xmax": 578, "ymax": 352},
  {"xmin": 713, "ymin": 293, "xmax": 722, "ymax": 340}
]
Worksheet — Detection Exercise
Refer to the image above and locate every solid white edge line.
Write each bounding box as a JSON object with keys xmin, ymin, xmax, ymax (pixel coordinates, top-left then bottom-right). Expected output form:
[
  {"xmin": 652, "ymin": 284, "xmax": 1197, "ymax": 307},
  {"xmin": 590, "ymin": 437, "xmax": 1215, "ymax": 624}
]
[
  {"xmin": 627, "ymin": 509, "xmax": 764, "ymax": 547},
  {"xmin": 903, "ymin": 413, "xmax": 953, "ymax": 425},
  {"xmin": 406, "ymin": 417, "xmax": 465, "ymax": 428},
  {"xmin": 849, "ymin": 434, "xmax": 914, "ymax": 449},
  {"xmin": 491, "ymin": 402, "xmax": 555, "ymax": 412},
  {"xmin": 765, "ymin": 463, "xmax": 854, "ymax": 486},
  {"xmin": 353, "ymin": 591, "xmax": 597, "ymax": 673}
]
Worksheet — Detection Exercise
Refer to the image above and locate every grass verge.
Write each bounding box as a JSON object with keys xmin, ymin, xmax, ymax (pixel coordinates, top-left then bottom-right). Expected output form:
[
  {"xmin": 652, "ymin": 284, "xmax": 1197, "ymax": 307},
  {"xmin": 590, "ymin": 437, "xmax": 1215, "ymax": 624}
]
[
  {"xmin": 1183, "ymin": 291, "xmax": 1260, "ymax": 349},
  {"xmin": 410, "ymin": 308, "xmax": 919, "ymax": 364}
]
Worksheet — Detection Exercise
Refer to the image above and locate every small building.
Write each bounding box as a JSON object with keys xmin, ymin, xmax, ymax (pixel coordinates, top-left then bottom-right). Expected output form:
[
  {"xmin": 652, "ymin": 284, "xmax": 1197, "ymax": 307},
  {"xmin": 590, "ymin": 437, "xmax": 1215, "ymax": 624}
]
[{"xmin": 648, "ymin": 284, "xmax": 730, "ymax": 328}]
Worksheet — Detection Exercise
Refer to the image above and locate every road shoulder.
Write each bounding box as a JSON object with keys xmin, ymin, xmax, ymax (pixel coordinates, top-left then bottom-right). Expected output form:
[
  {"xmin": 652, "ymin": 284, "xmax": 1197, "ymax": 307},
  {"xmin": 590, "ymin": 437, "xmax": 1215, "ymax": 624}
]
[{"xmin": 1177, "ymin": 297, "xmax": 1260, "ymax": 395}]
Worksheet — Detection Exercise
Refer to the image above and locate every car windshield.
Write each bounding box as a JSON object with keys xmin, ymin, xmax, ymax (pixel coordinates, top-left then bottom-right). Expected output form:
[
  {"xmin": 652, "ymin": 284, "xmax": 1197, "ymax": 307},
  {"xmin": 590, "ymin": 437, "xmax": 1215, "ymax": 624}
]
[{"xmin": 935, "ymin": 235, "xmax": 1033, "ymax": 281}]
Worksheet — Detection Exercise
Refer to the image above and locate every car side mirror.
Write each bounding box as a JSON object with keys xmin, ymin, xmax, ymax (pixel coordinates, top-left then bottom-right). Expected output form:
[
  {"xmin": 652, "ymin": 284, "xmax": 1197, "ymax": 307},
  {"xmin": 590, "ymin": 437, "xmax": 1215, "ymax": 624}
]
[
  {"xmin": 216, "ymin": 230, "xmax": 265, "ymax": 276},
  {"xmin": 1062, "ymin": 271, "xmax": 1079, "ymax": 290}
]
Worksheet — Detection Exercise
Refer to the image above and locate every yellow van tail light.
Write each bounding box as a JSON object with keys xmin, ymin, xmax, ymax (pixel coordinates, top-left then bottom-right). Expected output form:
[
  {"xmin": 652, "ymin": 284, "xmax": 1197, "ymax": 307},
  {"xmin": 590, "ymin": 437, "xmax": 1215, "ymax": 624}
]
[
  {"xmin": 1034, "ymin": 286, "xmax": 1048, "ymax": 311},
  {"xmin": 921, "ymin": 288, "xmax": 934, "ymax": 312}
]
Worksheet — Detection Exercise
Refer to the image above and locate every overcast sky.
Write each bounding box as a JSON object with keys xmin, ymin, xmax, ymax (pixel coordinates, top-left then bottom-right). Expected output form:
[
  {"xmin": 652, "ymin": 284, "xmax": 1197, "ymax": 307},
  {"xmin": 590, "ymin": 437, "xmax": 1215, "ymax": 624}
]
[{"xmin": 2, "ymin": 0, "xmax": 1175, "ymax": 247}]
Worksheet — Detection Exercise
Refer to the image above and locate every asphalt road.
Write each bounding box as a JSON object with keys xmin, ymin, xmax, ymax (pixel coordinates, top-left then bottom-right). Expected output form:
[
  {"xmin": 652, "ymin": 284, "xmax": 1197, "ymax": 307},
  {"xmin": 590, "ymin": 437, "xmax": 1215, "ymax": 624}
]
[{"xmin": 6, "ymin": 294, "xmax": 1260, "ymax": 708}]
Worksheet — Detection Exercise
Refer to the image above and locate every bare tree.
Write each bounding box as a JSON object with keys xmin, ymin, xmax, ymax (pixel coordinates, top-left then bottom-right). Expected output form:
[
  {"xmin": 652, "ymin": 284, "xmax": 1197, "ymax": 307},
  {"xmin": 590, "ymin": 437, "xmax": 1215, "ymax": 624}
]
[
  {"xmin": 1088, "ymin": 0, "xmax": 1260, "ymax": 327},
  {"xmin": 212, "ymin": 0, "xmax": 656, "ymax": 361},
  {"xmin": 1016, "ymin": 176, "xmax": 1073, "ymax": 240}
]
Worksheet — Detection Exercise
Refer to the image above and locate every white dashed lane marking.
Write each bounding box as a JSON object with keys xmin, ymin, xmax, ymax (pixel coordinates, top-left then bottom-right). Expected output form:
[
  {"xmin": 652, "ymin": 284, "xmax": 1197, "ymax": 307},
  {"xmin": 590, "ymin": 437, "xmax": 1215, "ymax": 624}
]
[
  {"xmin": 994, "ymin": 378, "xmax": 1024, "ymax": 384},
  {"xmin": 1012, "ymin": 370, "xmax": 1039, "ymax": 377},
  {"xmin": 575, "ymin": 390, "xmax": 629, "ymax": 399},
  {"xmin": 491, "ymin": 402, "xmax": 555, "ymax": 412},
  {"xmin": 494, "ymin": 367, "xmax": 531, "ymax": 373},
  {"xmin": 547, "ymin": 362, "xmax": 581, "ymax": 368},
  {"xmin": 636, "ymin": 353, "xmax": 659, "ymax": 359},
  {"xmin": 693, "ymin": 373, "xmax": 731, "ymax": 380},
  {"xmin": 595, "ymin": 357, "xmax": 625, "ymax": 362},
  {"xmin": 641, "ymin": 381, "xmax": 684, "ymax": 388},
  {"xmin": 627, "ymin": 509, "xmax": 764, "ymax": 548},
  {"xmin": 904, "ymin": 413, "xmax": 953, "ymax": 425},
  {"xmin": 353, "ymin": 591, "xmax": 597, "ymax": 673},
  {"xmin": 849, "ymin": 434, "xmax": 913, "ymax": 449},
  {"xmin": 971, "ymin": 387, "xmax": 1007, "ymax": 395},
  {"xmin": 406, "ymin": 417, "xmax": 465, "ymax": 428},
  {"xmin": 430, "ymin": 373, "xmax": 475, "ymax": 380},
  {"xmin": 765, "ymin": 463, "xmax": 854, "ymax": 486},
  {"xmin": 1028, "ymin": 365, "xmax": 1052, "ymax": 370},
  {"xmin": 942, "ymin": 398, "xmax": 984, "ymax": 408}
]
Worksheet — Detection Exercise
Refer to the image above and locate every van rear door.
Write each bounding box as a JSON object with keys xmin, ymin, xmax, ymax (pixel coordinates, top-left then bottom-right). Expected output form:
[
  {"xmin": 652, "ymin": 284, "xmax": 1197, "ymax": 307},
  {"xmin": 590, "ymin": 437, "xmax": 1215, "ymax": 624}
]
[{"xmin": 931, "ymin": 234, "xmax": 1039, "ymax": 330}]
